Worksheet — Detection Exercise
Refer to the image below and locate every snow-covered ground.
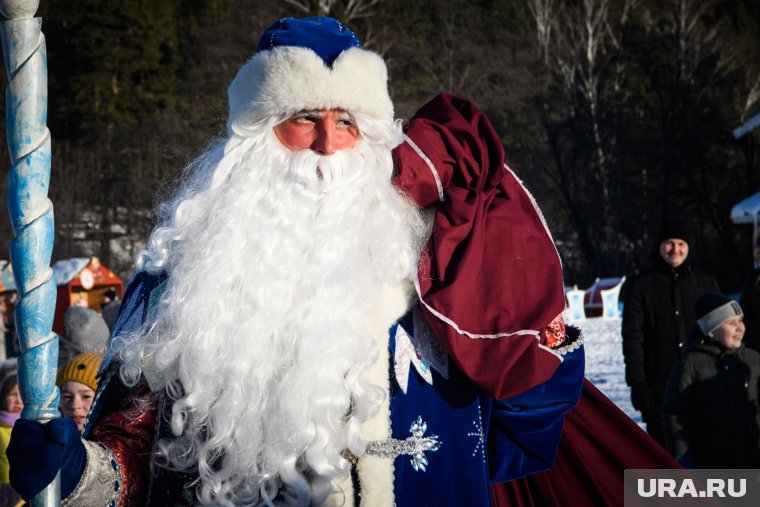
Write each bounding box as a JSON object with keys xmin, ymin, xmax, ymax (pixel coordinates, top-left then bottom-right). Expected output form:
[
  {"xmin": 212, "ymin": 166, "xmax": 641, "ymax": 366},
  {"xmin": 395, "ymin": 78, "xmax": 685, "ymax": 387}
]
[{"xmin": 575, "ymin": 316, "xmax": 644, "ymax": 428}]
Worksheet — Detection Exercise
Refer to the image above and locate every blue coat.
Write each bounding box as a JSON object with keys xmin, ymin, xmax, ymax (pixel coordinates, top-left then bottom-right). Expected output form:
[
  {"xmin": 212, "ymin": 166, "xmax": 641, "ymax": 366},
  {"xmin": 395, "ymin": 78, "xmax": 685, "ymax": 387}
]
[{"xmin": 87, "ymin": 271, "xmax": 584, "ymax": 506}]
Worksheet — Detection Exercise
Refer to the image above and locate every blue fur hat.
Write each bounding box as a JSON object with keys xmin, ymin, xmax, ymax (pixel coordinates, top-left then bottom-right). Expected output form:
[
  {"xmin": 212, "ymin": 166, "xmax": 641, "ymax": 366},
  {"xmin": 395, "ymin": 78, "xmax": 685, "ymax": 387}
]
[{"xmin": 228, "ymin": 17, "xmax": 393, "ymax": 132}]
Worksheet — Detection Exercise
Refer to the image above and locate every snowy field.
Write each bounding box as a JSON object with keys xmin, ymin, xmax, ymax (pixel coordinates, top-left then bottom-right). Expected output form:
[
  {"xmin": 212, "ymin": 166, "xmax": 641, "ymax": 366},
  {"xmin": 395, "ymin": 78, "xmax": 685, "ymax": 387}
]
[{"xmin": 575, "ymin": 316, "xmax": 644, "ymax": 428}]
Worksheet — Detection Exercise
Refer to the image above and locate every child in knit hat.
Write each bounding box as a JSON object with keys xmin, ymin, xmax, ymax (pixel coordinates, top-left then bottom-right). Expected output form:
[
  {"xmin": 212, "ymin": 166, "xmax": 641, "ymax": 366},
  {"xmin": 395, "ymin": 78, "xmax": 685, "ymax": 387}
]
[
  {"xmin": 57, "ymin": 352, "xmax": 103, "ymax": 431},
  {"xmin": 0, "ymin": 359, "xmax": 22, "ymax": 506},
  {"xmin": 59, "ymin": 306, "xmax": 110, "ymax": 368},
  {"xmin": 662, "ymin": 293, "xmax": 760, "ymax": 468}
]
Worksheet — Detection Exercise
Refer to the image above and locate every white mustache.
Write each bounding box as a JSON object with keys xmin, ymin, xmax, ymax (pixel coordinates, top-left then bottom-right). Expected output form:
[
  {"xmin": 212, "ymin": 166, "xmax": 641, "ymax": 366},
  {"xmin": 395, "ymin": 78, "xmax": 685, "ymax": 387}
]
[{"xmin": 290, "ymin": 149, "xmax": 362, "ymax": 193}]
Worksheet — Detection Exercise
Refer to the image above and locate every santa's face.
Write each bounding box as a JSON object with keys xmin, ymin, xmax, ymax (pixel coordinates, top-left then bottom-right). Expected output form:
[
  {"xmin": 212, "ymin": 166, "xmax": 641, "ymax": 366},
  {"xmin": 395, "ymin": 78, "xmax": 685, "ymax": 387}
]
[{"xmin": 274, "ymin": 109, "xmax": 359, "ymax": 155}]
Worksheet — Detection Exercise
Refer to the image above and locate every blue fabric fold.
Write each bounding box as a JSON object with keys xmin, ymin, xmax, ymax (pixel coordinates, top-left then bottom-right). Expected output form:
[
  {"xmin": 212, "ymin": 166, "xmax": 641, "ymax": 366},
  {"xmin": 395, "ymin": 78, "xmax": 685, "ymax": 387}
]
[{"xmin": 488, "ymin": 344, "xmax": 585, "ymax": 482}]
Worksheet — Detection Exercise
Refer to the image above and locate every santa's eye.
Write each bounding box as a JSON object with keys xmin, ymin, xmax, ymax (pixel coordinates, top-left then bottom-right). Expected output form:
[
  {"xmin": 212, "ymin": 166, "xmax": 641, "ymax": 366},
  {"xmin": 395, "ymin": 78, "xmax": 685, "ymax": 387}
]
[
  {"xmin": 292, "ymin": 112, "xmax": 320, "ymax": 124},
  {"xmin": 337, "ymin": 115, "xmax": 355, "ymax": 128}
]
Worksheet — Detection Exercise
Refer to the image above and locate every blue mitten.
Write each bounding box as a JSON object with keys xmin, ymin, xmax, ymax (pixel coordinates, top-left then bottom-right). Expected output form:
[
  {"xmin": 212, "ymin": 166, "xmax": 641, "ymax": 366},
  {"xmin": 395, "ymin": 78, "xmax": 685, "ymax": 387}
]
[{"xmin": 7, "ymin": 418, "xmax": 87, "ymax": 499}]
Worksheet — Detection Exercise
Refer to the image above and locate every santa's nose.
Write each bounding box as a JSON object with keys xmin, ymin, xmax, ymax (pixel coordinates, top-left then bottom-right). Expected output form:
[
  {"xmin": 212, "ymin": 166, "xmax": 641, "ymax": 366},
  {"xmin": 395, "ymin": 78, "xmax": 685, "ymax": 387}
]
[
  {"xmin": 310, "ymin": 117, "xmax": 357, "ymax": 155},
  {"xmin": 312, "ymin": 121, "xmax": 338, "ymax": 155}
]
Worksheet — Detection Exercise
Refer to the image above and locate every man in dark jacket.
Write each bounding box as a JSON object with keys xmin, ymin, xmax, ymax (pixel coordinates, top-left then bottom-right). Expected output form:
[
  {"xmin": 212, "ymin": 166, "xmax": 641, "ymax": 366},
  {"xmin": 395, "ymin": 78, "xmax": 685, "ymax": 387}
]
[{"xmin": 622, "ymin": 218, "xmax": 720, "ymax": 445}]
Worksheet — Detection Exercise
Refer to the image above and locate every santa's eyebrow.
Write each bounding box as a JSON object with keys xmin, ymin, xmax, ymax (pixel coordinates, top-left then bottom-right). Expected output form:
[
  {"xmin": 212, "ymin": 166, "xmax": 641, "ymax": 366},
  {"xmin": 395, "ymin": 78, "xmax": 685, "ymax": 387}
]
[
  {"xmin": 291, "ymin": 109, "xmax": 354, "ymax": 119},
  {"xmin": 291, "ymin": 110, "xmax": 321, "ymax": 120}
]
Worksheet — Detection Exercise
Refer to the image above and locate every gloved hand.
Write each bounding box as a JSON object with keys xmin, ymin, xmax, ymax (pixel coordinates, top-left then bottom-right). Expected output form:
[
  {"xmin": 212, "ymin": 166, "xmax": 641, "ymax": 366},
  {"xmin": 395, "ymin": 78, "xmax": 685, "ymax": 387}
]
[
  {"xmin": 629, "ymin": 381, "xmax": 655, "ymax": 416},
  {"xmin": 7, "ymin": 418, "xmax": 87, "ymax": 499},
  {"xmin": 675, "ymin": 454, "xmax": 695, "ymax": 469}
]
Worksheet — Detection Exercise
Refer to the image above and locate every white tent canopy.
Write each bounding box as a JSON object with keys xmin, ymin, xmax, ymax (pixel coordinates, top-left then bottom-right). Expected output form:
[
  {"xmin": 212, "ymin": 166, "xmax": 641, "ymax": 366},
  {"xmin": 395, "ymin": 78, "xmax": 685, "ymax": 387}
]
[
  {"xmin": 731, "ymin": 191, "xmax": 760, "ymax": 266},
  {"xmin": 731, "ymin": 191, "xmax": 760, "ymax": 225}
]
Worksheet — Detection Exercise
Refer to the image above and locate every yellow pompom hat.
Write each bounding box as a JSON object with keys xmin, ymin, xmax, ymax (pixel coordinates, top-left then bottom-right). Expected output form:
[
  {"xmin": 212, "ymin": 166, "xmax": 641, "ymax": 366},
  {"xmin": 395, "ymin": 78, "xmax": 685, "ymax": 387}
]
[{"xmin": 56, "ymin": 352, "xmax": 102, "ymax": 392}]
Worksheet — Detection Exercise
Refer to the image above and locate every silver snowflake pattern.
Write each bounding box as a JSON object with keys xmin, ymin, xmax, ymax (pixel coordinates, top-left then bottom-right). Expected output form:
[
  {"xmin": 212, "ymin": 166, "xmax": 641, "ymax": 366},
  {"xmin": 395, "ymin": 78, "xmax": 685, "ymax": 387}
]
[
  {"xmin": 408, "ymin": 416, "xmax": 441, "ymax": 472},
  {"xmin": 363, "ymin": 416, "xmax": 442, "ymax": 472},
  {"xmin": 467, "ymin": 409, "xmax": 486, "ymax": 462}
]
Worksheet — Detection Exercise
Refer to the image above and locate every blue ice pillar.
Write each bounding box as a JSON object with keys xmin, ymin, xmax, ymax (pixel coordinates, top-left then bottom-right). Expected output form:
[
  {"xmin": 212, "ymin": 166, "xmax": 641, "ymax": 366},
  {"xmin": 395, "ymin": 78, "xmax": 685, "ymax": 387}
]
[{"xmin": 0, "ymin": 1, "xmax": 60, "ymax": 506}]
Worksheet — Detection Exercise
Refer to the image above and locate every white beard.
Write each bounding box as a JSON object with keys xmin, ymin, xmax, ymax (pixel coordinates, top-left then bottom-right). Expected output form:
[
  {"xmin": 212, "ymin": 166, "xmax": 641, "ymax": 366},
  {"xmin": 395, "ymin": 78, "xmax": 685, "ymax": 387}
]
[{"xmin": 118, "ymin": 121, "xmax": 425, "ymax": 507}]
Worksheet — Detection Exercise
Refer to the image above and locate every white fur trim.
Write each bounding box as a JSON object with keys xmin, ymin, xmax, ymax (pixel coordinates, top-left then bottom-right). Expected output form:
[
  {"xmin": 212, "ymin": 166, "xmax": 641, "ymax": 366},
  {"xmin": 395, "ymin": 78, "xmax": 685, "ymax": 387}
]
[
  {"xmin": 354, "ymin": 324, "xmax": 395, "ymax": 507},
  {"xmin": 228, "ymin": 46, "xmax": 393, "ymax": 132},
  {"xmin": 324, "ymin": 281, "xmax": 412, "ymax": 506},
  {"xmin": 366, "ymin": 280, "xmax": 416, "ymax": 332},
  {"xmin": 357, "ymin": 281, "xmax": 412, "ymax": 506}
]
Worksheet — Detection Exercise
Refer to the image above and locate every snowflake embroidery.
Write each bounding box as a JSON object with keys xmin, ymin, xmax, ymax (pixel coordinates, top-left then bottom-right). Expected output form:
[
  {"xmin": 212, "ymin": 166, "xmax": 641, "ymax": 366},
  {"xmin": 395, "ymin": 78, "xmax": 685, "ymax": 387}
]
[
  {"xmin": 467, "ymin": 409, "xmax": 485, "ymax": 462},
  {"xmin": 364, "ymin": 416, "xmax": 442, "ymax": 473},
  {"xmin": 408, "ymin": 416, "xmax": 441, "ymax": 472}
]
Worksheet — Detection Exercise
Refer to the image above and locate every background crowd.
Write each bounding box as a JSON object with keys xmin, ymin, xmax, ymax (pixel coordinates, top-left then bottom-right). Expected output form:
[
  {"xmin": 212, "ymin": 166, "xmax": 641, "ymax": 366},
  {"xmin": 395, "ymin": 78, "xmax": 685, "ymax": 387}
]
[{"xmin": 623, "ymin": 221, "xmax": 760, "ymax": 470}]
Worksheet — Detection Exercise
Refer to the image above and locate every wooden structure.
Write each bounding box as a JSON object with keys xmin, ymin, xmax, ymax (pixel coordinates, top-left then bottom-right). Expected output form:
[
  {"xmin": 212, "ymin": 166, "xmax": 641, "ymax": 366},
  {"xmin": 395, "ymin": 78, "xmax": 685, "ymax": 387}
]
[
  {"xmin": 731, "ymin": 191, "xmax": 760, "ymax": 268},
  {"xmin": 52, "ymin": 257, "xmax": 124, "ymax": 336}
]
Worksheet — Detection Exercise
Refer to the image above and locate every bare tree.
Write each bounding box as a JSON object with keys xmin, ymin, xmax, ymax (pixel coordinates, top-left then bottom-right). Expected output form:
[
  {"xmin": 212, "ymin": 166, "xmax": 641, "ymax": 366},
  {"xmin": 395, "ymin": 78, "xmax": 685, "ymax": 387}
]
[
  {"xmin": 283, "ymin": 0, "xmax": 382, "ymax": 22},
  {"xmin": 739, "ymin": 70, "xmax": 760, "ymax": 121},
  {"xmin": 527, "ymin": 0, "xmax": 636, "ymax": 278},
  {"xmin": 528, "ymin": 0, "xmax": 556, "ymax": 64},
  {"xmin": 641, "ymin": 1, "xmax": 739, "ymax": 232}
]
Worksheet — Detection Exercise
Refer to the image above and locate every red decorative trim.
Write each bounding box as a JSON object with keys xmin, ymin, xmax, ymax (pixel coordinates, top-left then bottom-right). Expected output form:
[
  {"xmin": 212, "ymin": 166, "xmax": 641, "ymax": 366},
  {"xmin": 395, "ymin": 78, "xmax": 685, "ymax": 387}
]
[
  {"xmin": 542, "ymin": 314, "xmax": 567, "ymax": 349},
  {"xmin": 89, "ymin": 382, "xmax": 157, "ymax": 507}
]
